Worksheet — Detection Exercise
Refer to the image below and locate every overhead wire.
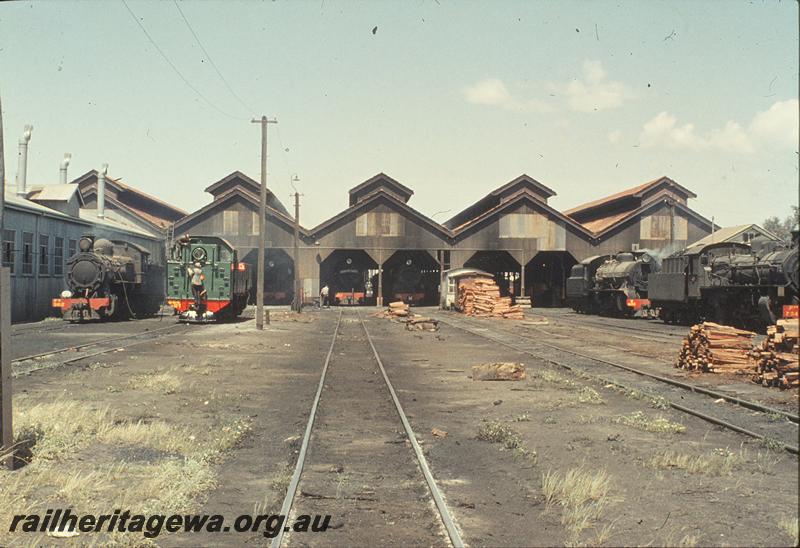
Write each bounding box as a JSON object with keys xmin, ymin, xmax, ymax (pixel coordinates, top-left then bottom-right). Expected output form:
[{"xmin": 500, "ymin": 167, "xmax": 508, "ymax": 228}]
[
  {"xmin": 121, "ymin": 0, "xmax": 246, "ymax": 121},
  {"xmin": 171, "ymin": 0, "xmax": 255, "ymax": 116}
]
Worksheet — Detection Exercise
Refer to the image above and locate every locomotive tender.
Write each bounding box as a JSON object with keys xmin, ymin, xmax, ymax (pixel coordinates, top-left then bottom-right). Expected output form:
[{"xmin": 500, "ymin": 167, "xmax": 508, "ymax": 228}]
[
  {"xmin": 52, "ymin": 235, "xmax": 164, "ymax": 321},
  {"xmin": 649, "ymin": 234, "xmax": 799, "ymax": 327},
  {"xmin": 566, "ymin": 251, "xmax": 659, "ymax": 316},
  {"xmin": 166, "ymin": 235, "xmax": 249, "ymax": 322}
]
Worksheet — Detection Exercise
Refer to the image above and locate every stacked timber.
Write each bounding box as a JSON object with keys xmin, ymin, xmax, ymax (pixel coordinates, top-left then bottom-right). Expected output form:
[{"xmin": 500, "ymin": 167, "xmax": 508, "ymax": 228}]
[
  {"xmin": 675, "ymin": 322, "xmax": 755, "ymax": 373},
  {"xmin": 457, "ymin": 278, "xmax": 524, "ymax": 320},
  {"xmin": 749, "ymin": 319, "xmax": 799, "ymax": 389}
]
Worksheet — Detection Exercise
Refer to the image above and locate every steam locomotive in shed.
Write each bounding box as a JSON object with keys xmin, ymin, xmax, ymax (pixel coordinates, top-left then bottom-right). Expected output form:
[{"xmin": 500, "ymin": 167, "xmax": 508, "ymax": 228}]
[
  {"xmin": 649, "ymin": 233, "xmax": 799, "ymax": 328},
  {"xmin": 329, "ymin": 255, "xmax": 371, "ymax": 305},
  {"xmin": 166, "ymin": 235, "xmax": 249, "ymax": 322},
  {"xmin": 52, "ymin": 235, "xmax": 164, "ymax": 321},
  {"xmin": 566, "ymin": 251, "xmax": 660, "ymax": 316}
]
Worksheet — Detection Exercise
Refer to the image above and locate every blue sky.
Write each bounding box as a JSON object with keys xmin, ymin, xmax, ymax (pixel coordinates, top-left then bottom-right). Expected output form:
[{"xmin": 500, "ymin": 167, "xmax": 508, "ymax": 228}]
[{"xmin": 0, "ymin": 0, "xmax": 797, "ymax": 227}]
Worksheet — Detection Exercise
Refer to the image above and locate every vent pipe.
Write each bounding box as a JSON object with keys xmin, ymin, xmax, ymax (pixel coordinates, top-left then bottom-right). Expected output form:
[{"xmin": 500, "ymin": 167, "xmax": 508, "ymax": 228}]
[
  {"xmin": 97, "ymin": 163, "xmax": 108, "ymax": 219},
  {"xmin": 60, "ymin": 153, "xmax": 72, "ymax": 185},
  {"xmin": 16, "ymin": 125, "xmax": 33, "ymax": 197}
]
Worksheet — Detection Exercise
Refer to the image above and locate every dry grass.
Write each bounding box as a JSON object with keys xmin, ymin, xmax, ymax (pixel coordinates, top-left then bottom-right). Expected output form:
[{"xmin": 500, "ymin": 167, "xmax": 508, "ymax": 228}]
[
  {"xmin": 576, "ymin": 387, "xmax": 604, "ymax": 405},
  {"xmin": 1, "ymin": 398, "xmax": 250, "ymax": 546},
  {"xmin": 647, "ymin": 448, "xmax": 745, "ymax": 476},
  {"xmin": 13, "ymin": 401, "xmax": 114, "ymax": 460},
  {"xmin": 128, "ymin": 372, "xmax": 181, "ymax": 394},
  {"xmin": 541, "ymin": 466, "xmax": 613, "ymax": 545},
  {"xmin": 271, "ymin": 465, "xmax": 294, "ymax": 493},
  {"xmin": 613, "ymin": 411, "xmax": 685, "ymax": 434},
  {"xmin": 535, "ymin": 370, "xmax": 576, "ymax": 388},
  {"xmin": 779, "ymin": 516, "xmax": 798, "ymax": 546}
]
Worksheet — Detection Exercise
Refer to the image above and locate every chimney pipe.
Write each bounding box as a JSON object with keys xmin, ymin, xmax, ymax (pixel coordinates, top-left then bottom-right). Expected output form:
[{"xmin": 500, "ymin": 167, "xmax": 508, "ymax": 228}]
[
  {"xmin": 60, "ymin": 153, "xmax": 72, "ymax": 185},
  {"xmin": 16, "ymin": 125, "xmax": 33, "ymax": 197},
  {"xmin": 97, "ymin": 163, "xmax": 108, "ymax": 219}
]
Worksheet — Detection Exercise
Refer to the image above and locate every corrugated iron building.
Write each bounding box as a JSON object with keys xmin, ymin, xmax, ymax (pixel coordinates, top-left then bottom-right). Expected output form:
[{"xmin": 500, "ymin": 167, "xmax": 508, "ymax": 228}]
[{"xmin": 1, "ymin": 173, "xmax": 184, "ymax": 322}]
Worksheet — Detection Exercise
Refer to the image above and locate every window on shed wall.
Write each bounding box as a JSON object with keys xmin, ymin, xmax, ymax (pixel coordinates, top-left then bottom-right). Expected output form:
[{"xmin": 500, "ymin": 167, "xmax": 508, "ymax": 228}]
[
  {"xmin": 39, "ymin": 235, "xmax": 50, "ymax": 275},
  {"xmin": 355, "ymin": 212, "xmax": 404, "ymax": 236},
  {"xmin": 22, "ymin": 232, "xmax": 34, "ymax": 275},
  {"xmin": 223, "ymin": 210, "xmax": 239, "ymax": 235},
  {"xmin": 251, "ymin": 211, "xmax": 260, "ymax": 236},
  {"xmin": 499, "ymin": 213, "xmax": 544, "ymax": 238},
  {"xmin": 54, "ymin": 237, "xmax": 64, "ymax": 276},
  {"xmin": 2, "ymin": 229, "xmax": 15, "ymax": 273},
  {"xmin": 68, "ymin": 239, "xmax": 77, "ymax": 260}
]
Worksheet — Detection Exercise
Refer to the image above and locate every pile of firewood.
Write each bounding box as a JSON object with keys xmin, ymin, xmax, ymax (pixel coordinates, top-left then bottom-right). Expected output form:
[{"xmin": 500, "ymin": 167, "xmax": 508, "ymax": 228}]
[
  {"xmin": 749, "ymin": 319, "xmax": 799, "ymax": 389},
  {"xmin": 457, "ymin": 278, "xmax": 524, "ymax": 320},
  {"xmin": 373, "ymin": 301, "xmax": 439, "ymax": 331},
  {"xmin": 373, "ymin": 301, "xmax": 411, "ymax": 319},
  {"xmin": 675, "ymin": 322, "xmax": 755, "ymax": 373}
]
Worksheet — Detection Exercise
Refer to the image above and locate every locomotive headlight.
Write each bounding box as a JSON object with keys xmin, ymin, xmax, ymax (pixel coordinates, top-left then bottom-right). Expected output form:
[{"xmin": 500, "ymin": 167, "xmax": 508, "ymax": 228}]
[{"xmin": 61, "ymin": 290, "xmax": 73, "ymax": 298}]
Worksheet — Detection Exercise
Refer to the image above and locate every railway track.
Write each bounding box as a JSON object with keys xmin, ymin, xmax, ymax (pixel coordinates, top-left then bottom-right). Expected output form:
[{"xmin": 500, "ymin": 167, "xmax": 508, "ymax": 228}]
[
  {"xmin": 10, "ymin": 321, "xmax": 78, "ymax": 337},
  {"xmin": 431, "ymin": 311, "xmax": 799, "ymax": 455},
  {"xmin": 542, "ymin": 312, "xmax": 685, "ymax": 342},
  {"xmin": 270, "ymin": 309, "xmax": 463, "ymax": 548},
  {"xmin": 11, "ymin": 323, "xmax": 188, "ymax": 377}
]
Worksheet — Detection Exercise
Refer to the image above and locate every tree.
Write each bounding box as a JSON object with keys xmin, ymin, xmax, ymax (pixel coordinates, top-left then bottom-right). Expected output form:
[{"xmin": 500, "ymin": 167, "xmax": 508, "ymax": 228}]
[{"xmin": 762, "ymin": 206, "xmax": 799, "ymax": 241}]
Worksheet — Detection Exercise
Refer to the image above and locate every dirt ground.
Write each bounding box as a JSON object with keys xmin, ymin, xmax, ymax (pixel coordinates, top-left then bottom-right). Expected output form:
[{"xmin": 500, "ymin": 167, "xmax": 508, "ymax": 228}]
[{"xmin": 1, "ymin": 307, "xmax": 798, "ymax": 547}]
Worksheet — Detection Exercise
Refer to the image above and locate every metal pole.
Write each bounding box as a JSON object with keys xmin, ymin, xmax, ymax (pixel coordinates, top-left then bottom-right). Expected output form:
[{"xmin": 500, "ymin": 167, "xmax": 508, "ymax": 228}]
[
  {"xmin": 251, "ymin": 116, "xmax": 277, "ymax": 329},
  {"xmin": 292, "ymin": 191, "xmax": 301, "ymax": 312},
  {"xmin": 0, "ymin": 267, "xmax": 12, "ymax": 469}
]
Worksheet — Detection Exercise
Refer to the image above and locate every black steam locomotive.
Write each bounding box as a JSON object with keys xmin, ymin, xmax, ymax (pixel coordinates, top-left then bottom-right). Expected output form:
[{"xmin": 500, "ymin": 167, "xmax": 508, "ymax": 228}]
[
  {"xmin": 566, "ymin": 251, "xmax": 660, "ymax": 316},
  {"xmin": 649, "ymin": 234, "xmax": 799, "ymax": 328},
  {"xmin": 52, "ymin": 235, "xmax": 164, "ymax": 321}
]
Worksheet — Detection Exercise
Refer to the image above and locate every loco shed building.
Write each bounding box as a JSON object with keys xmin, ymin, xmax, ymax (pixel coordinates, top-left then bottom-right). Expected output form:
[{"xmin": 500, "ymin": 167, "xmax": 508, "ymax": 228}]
[{"xmin": 175, "ymin": 171, "xmax": 714, "ymax": 308}]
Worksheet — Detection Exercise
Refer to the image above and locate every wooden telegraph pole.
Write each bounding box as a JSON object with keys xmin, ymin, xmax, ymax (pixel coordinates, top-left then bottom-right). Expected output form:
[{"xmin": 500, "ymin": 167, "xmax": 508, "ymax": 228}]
[
  {"xmin": 292, "ymin": 189, "xmax": 302, "ymax": 313},
  {"xmin": 0, "ymin": 91, "xmax": 12, "ymax": 469},
  {"xmin": 251, "ymin": 116, "xmax": 277, "ymax": 329}
]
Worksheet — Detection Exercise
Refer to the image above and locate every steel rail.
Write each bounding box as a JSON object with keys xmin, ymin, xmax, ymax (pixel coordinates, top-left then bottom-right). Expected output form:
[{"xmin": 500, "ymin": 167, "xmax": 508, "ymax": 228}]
[
  {"xmin": 11, "ymin": 324, "xmax": 188, "ymax": 377},
  {"xmin": 437, "ymin": 314, "xmax": 799, "ymax": 455},
  {"xmin": 514, "ymin": 322, "xmax": 674, "ymax": 366},
  {"xmin": 358, "ymin": 310, "xmax": 465, "ymax": 548},
  {"xmin": 270, "ymin": 309, "xmax": 343, "ymax": 548},
  {"xmin": 11, "ymin": 322, "xmax": 77, "ymax": 337},
  {"xmin": 11, "ymin": 323, "xmax": 181, "ymax": 364},
  {"xmin": 550, "ymin": 313, "xmax": 684, "ymax": 339}
]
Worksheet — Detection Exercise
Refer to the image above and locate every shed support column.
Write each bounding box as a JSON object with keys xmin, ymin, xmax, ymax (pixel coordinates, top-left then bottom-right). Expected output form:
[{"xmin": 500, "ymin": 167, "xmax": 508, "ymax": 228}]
[
  {"xmin": 377, "ymin": 246, "xmax": 383, "ymax": 307},
  {"xmin": 520, "ymin": 250, "xmax": 526, "ymax": 300}
]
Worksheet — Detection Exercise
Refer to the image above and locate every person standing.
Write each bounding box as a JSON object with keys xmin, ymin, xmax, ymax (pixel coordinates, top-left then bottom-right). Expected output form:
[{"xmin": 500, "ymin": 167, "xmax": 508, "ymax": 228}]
[
  {"xmin": 320, "ymin": 284, "xmax": 330, "ymax": 308},
  {"xmin": 188, "ymin": 261, "xmax": 206, "ymax": 309}
]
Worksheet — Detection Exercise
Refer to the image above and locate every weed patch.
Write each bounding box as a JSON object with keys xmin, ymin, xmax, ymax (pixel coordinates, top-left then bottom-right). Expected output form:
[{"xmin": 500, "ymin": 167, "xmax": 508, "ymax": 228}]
[
  {"xmin": 613, "ymin": 411, "xmax": 685, "ymax": 434},
  {"xmin": 477, "ymin": 421, "xmax": 537, "ymax": 463}
]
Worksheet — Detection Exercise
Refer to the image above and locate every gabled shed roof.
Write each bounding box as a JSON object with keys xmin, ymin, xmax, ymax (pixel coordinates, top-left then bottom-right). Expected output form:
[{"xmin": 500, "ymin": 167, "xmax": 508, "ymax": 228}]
[
  {"xmin": 174, "ymin": 187, "xmax": 303, "ymax": 236},
  {"xmin": 204, "ymin": 170, "xmax": 290, "ymax": 216},
  {"xmin": 310, "ymin": 187, "xmax": 450, "ymax": 241},
  {"xmin": 445, "ymin": 174, "xmax": 557, "ymax": 230},
  {"xmin": 348, "ymin": 173, "xmax": 414, "ymax": 206},
  {"xmin": 451, "ymin": 188, "xmax": 594, "ymax": 241},
  {"xmin": 563, "ymin": 176, "xmax": 696, "ymax": 220}
]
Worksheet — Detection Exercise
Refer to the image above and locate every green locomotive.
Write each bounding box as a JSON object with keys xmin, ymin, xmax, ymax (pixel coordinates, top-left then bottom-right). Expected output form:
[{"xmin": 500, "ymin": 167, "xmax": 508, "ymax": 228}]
[{"xmin": 166, "ymin": 235, "xmax": 250, "ymax": 322}]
